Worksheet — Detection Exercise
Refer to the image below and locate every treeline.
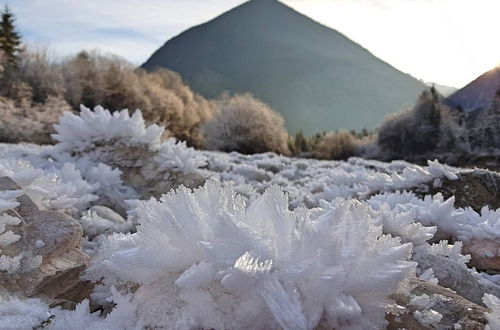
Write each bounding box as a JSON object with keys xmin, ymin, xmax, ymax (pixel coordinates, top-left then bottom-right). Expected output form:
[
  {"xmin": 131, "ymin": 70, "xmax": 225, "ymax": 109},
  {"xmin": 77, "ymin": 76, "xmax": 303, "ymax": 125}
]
[
  {"xmin": 376, "ymin": 86, "xmax": 500, "ymax": 166},
  {"xmin": 2, "ymin": 6, "xmax": 499, "ymax": 165}
]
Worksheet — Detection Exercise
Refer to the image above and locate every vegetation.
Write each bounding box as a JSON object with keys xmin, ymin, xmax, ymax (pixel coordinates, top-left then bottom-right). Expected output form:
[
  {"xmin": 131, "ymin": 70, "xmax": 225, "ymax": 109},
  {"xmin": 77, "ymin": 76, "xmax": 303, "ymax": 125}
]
[
  {"xmin": 203, "ymin": 94, "xmax": 290, "ymax": 155},
  {"xmin": 0, "ymin": 5, "xmax": 21, "ymax": 67},
  {"xmin": 61, "ymin": 51, "xmax": 213, "ymax": 147},
  {"xmin": 378, "ymin": 87, "xmax": 445, "ymax": 159}
]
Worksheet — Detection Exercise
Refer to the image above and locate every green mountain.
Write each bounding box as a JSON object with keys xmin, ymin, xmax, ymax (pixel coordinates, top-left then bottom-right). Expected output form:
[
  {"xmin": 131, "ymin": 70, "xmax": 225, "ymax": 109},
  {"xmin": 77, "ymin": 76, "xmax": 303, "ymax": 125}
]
[{"xmin": 142, "ymin": 0, "xmax": 426, "ymax": 134}]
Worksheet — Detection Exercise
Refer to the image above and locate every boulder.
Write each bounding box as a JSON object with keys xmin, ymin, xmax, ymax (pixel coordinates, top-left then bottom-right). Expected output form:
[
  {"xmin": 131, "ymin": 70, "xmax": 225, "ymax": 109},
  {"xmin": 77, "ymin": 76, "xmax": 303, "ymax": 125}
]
[{"xmin": 0, "ymin": 176, "xmax": 89, "ymax": 305}]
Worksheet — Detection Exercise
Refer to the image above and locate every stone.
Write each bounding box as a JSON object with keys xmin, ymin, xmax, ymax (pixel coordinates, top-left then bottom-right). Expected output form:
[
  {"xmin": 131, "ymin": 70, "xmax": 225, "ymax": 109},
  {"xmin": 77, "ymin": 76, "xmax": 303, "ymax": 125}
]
[
  {"xmin": 0, "ymin": 176, "xmax": 89, "ymax": 304},
  {"xmin": 387, "ymin": 277, "xmax": 488, "ymax": 330},
  {"xmin": 414, "ymin": 169, "xmax": 500, "ymax": 212},
  {"xmin": 416, "ymin": 253, "xmax": 500, "ymax": 306},
  {"xmin": 463, "ymin": 238, "xmax": 500, "ymax": 272},
  {"xmin": 89, "ymin": 205, "xmax": 125, "ymax": 223}
]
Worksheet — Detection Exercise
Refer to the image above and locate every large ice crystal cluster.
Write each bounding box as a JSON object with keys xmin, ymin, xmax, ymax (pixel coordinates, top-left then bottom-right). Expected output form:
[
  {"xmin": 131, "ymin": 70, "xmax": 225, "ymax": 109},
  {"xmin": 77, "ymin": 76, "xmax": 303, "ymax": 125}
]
[
  {"xmin": 52, "ymin": 106, "xmax": 207, "ymax": 198},
  {"xmin": 86, "ymin": 180, "xmax": 415, "ymax": 329},
  {"xmin": 52, "ymin": 105, "xmax": 164, "ymax": 154}
]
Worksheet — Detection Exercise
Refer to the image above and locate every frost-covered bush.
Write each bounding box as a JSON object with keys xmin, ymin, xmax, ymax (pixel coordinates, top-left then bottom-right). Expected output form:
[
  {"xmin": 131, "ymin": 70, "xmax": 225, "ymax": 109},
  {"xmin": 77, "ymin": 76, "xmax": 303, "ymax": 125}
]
[
  {"xmin": 314, "ymin": 130, "xmax": 360, "ymax": 160},
  {"xmin": 377, "ymin": 89, "xmax": 444, "ymax": 160},
  {"xmin": 61, "ymin": 51, "xmax": 213, "ymax": 147},
  {"xmin": 0, "ymin": 96, "xmax": 70, "ymax": 144},
  {"xmin": 86, "ymin": 180, "xmax": 414, "ymax": 329},
  {"xmin": 203, "ymin": 94, "xmax": 290, "ymax": 155}
]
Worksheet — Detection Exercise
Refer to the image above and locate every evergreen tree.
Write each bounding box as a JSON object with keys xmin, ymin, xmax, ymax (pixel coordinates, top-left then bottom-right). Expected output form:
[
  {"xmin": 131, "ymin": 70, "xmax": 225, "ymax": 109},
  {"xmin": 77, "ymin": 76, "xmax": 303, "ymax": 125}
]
[
  {"xmin": 0, "ymin": 5, "xmax": 22, "ymax": 67},
  {"xmin": 294, "ymin": 130, "xmax": 309, "ymax": 153}
]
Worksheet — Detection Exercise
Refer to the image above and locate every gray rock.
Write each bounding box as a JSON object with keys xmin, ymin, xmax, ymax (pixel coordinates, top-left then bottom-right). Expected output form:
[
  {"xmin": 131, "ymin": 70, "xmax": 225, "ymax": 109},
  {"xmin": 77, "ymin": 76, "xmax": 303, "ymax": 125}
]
[
  {"xmin": 0, "ymin": 176, "xmax": 89, "ymax": 303},
  {"xmin": 416, "ymin": 253, "xmax": 500, "ymax": 306},
  {"xmin": 89, "ymin": 205, "xmax": 125, "ymax": 223}
]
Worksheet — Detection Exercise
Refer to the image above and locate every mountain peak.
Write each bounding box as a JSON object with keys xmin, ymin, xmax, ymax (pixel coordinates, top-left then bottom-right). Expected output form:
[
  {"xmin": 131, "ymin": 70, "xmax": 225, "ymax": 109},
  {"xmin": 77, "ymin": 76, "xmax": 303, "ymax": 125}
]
[
  {"xmin": 142, "ymin": 0, "xmax": 425, "ymax": 134},
  {"xmin": 446, "ymin": 66, "xmax": 500, "ymax": 111}
]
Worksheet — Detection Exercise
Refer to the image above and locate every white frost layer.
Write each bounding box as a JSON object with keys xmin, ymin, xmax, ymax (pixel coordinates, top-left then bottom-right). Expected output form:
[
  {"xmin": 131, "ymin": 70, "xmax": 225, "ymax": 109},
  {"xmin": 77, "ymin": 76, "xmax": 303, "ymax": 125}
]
[
  {"xmin": 52, "ymin": 105, "xmax": 164, "ymax": 153},
  {"xmin": 86, "ymin": 180, "xmax": 414, "ymax": 329}
]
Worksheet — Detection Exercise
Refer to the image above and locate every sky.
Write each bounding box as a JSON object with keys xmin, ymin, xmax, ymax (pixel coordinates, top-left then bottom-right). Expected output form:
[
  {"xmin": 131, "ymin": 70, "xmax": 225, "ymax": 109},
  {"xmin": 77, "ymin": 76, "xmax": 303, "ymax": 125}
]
[{"xmin": 8, "ymin": 0, "xmax": 500, "ymax": 88}]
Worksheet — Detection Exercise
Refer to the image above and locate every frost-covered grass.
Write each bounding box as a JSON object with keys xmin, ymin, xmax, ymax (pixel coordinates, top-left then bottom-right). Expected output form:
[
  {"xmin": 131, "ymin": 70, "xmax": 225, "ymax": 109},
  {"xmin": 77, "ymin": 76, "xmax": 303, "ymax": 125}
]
[{"xmin": 2, "ymin": 106, "xmax": 500, "ymax": 329}]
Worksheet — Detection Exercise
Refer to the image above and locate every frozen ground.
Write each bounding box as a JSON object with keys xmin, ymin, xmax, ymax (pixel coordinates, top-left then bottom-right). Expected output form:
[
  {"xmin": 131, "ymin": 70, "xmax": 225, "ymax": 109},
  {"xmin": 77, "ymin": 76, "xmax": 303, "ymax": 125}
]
[{"xmin": 1, "ymin": 106, "xmax": 500, "ymax": 329}]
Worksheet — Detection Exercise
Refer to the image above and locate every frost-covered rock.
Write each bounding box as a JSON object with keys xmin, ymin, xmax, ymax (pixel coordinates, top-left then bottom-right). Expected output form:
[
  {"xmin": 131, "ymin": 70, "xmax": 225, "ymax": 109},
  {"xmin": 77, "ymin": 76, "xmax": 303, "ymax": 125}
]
[
  {"xmin": 53, "ymin": 106, "xmax": 208, "ymax": 198},
  {"xmin": 0, "ymin": 159, "xmax": 98, "ymax": 215},
  {"xmin": 52, "ymin": 105, "xmax": 164, "ymax": 154},
  {"xmin": 413, "ymin": 168, "xmax": 500, "ymax": 212},
  {"xmin": 388, "ymin": 277, "xmax": 488, "ymax": 329},
  {"xmin": 0, "ymin": 177, "xmax": 89, "ymax": 304},
  {"xmin": 484, "ymin": 293, "xmax": 500, "ymax": 330},
  {"xmin": 86, "ymin": 180, "xmax": 415, "ymax": 329},
  {"xmin": 0, "ymin": 293, "xmax": 52, "ymax": 329}
]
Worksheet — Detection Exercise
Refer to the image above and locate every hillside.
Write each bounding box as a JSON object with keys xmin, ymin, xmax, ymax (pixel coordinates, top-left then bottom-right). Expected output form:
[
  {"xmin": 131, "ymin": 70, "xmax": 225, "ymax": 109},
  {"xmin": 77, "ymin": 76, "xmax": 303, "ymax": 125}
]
[
  {"xmin": 142, "ymin": 0, "xmax": 426, "ymax": 134},
  {"xmin": 446, "ymin": 66, "xmax": 500, "ymax": 111}
]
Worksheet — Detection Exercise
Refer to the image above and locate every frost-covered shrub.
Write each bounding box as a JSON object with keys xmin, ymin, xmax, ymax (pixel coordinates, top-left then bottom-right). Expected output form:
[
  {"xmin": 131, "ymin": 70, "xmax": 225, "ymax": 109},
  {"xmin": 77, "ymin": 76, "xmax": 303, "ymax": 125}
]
[
  {"xmin": 377, "ymin": 89, "xmax": 445, "ymax": 160},
  {"xmin": 87, "ymin": 180, "xmax": 414, "ymax": 329},
  {"xmin": 61, "ymin": 51, "xmax": 213, "ymax": 147},
  {"xmin": 0, "ymin": 96, "xmax": 70, "ymax": 144},
  {"xmin": 203, "ymin": 94, "xmax": 290, "ymax": 155},
  {"xmin": 314, "ymin": 130, "xmax": 360, "ymax": 160}
]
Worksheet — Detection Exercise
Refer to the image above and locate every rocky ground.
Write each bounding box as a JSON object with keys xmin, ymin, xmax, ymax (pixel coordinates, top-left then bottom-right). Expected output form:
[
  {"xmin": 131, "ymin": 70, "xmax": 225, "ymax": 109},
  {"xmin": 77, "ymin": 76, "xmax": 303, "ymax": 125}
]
[{"xmin": 2, "ymin": 107, "xmax": 500, "ymax": 329}]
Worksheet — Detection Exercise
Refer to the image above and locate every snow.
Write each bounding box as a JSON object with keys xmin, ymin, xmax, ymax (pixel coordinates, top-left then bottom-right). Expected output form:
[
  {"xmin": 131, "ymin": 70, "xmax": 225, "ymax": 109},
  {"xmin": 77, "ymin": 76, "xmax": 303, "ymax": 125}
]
[{"xmin": 2, "ymin": 107, "xmax": 500, "ymax": 328}]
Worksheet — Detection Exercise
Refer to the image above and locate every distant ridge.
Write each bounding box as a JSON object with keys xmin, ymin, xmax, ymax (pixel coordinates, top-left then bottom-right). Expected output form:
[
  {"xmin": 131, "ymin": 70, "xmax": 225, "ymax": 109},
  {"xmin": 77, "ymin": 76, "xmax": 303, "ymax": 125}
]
[
  {"xmin": 446, "ymin": 66, "xmax": 500, "ymax": 111},
  {"xmin": 143, "ymin": 0, "xmax": 427, "ymax": 134}
]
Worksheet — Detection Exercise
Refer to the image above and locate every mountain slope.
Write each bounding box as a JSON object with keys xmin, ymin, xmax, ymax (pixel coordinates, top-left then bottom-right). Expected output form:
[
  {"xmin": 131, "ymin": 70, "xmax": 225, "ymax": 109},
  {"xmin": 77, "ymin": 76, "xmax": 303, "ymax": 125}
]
[
  {"xmin": 426, "ymin": 82, "xmax": 457, "ymax": 97},
  {"xmin": 142, "ymin": 0, "xmax": 426, "ymax": 134},
  {"xmin": 446, "ymin": 66, "xmax": 500, "ymax": 111}
]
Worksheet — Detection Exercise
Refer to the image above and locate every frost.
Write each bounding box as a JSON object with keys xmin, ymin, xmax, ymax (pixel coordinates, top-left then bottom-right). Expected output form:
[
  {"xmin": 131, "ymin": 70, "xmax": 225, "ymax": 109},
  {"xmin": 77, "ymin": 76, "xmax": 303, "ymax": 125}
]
[
  {"xmin": 153, "ymin": 138, "xmax": 207, "ymax": 175},
  {"xmin": 428, "ymin": 240, "xmax": 471, "ymax": 267},
  {"xmin": 49, "ymin": 287, "xmax": 141, "ymax": 330},
  {"xmin": 52, "ymin": 105, "xmax": 164, "ymax": 153},
  {"xmin": 409, "ymin": 294, "xmax": 443, "ymax": 327},
  {"xmin": 1, "ymin": 108, "xmax": 499, "ymax": 328},
  {"xmin": 88, "ymin": 180, "xmax": 414, "ymax": 329},
  {"xmin": 484, "ymin": 293, "xmax": 500, "ymax": 330},
  {"xmin": 0, "ymin": 159, "xmax": 98, "ymax": 213},
  {"xmin": 79, "ymin": 210, "xmax": 132, "ymax": 239},
  {"xmin": 368, "ymin": 190, "xmax": 500, "ymax": 243},
  {"xmin": 0, "ymin": 293, "xmax": 51, "ymax": 329}
]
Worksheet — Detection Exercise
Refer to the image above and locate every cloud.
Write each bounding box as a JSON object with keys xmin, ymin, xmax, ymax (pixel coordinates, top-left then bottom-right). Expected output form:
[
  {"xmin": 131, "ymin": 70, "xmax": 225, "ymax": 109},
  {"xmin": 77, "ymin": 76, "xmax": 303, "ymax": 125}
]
[{"xmin": 8, "ymin": 0, "xmax": 245, "ymax": 63}]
